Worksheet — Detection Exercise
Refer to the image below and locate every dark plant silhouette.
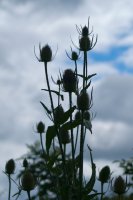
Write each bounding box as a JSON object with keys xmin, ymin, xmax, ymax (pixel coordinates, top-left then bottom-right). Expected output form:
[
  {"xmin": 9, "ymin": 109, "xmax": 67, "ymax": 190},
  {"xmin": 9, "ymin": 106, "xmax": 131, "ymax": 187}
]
[{"xmin": 3, "ymin": 18, "xmax": 130, "ymax": 200}]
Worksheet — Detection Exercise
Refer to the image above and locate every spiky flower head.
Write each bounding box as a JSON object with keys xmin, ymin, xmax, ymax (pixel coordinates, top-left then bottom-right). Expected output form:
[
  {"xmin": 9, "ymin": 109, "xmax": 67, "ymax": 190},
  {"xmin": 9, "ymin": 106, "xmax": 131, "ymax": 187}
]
[
  {"xmin": 60, "ymin": 129, "xmax": 70, "ymax": 144},
  {"xmin": 40, "ymin": 44, "xmax": 52, "ymax": 62},
  {"xmin": 82, "ymin": 26, "xmax": 89, "ymax": 37},
  {"xmin": 99, "ymin": 166, "xmax": 111, "ymax": 184},
  {"xmin": 21, "ymin": 171, "xmax": 36, "ymax": 191},
  {"xmin": 75, "ymin": 111, "xmax": 82, "ymax": 121},
  {"xmin": 84, "ymin": 111, "xmax": 91, "ymax": 121},
  {"xmin": 54, "ymin": 105, "xmax": 64, "ymax": 125},
  {"xmin": 71, "ymin": 51, "xmax": 78, "ymax": 61},
  {"xmin": 23, "ymin": 158, "xmax": 28, "ymax": 168},
  {"xmin": 79, "ymin": 36, "xmax": 91, "ymax": 51},
  {"xmin": 5, "ymin": 159, "xmax": 15, "ymax": 175},
  {"xmin": 36, "ymin": 121, "xmax": 45, "ymax": 134},
  {"xmin": 113, "ymin": 176, "xmax": 127, "ymax": 195},
  {"xmin": 63, "ymin": 69, "xmax": 77, "ymax": 93},
  {"xmin": 77, "ymin": 91, "xmax": 90, "ymax": 111}
]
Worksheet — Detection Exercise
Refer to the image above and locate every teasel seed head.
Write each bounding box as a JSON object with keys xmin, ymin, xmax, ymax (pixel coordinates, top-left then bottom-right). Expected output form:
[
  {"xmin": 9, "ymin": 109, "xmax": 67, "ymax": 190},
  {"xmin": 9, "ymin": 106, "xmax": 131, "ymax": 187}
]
[
  {"xmin": 77, "ymin": 91, "xmax": 90, "ymax": 111},
  {"xmin": 82, "ymin": 26, "xmax": 89, "ymax": 37},
  {"xmin": 21, "ymin": 171, "xmax": 36, "ymax": 192},
  {"xmin": 79, "ymin": 36, "xmax": 91, "ymax": 51},
  {"xmin": 84, "ymin": 111, "xmax": 91, "ymax": 121},
  {"xmin": 36, "ymin": 121, "xmax": 45, "ymax": 134},
  {"xmin": 98, "ymin": 165, "xmax": 111, "ymax": 184},
  {"xmin": 113, "ymin": 176, "xmax": 127, "ymax": 195},
  {"xmin": 23, "ymin": 158, "xmax": 29, "ymax": 168},
  {"xmin": 60, "ymin": 129, "xmax": 70, "ymax": 144},
  {"xmin": 71, "ymin": 51, "xmax": 78, "ymax": 61},
  {"xmin": 5, "ymin": 159, "xmax": 15, "ymax": 175},
  {"xmin": 54, "ymin": 105, "xmax": 64, "ymax": 125},
  {"xmin": 40, "ymin": 44, "xmax": 52, "ymax": 62},
  {"xmin": 63, "ymin": 69, "xmax": 77, "ymax": 93},
  {"xmin": 75, "ymin": 111, "xmax": 82, "ymax": 121}
]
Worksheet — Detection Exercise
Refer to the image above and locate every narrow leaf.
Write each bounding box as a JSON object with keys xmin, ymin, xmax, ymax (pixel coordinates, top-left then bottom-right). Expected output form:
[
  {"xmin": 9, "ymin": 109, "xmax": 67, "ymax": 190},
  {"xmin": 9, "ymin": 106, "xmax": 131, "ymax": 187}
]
[
  {"xmin": 40, "ymin": 101, "xmax": 51, "ymax": 115},
  {"xmin": 46, "ymin": 125, "xmax": 57, "ymax": 154}
]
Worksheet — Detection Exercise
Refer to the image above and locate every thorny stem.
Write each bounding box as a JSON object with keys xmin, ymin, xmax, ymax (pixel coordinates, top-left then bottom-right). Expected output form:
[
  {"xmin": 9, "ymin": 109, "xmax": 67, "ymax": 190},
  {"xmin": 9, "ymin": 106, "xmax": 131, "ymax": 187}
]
[
  {"xmin": 8, "ymin": 174, "xmax": 11, "ymax": 200},
  {"xmin": 74, "ymin": 125, "xmax": 79, "ymax": 154},
  {"xmin": 74, "ymin": 60, "xmax": 79, "ymax": 95},
  {"xmin": 39, "ymin": 133, "xmax": 45, "ymax": 155},
  {"xmin": 79, "ymin": 111, "xmax": 84, "ymax": 200},
  {"xmin": 100, "ymin": 182, "xmax": 104, "ymax": 200},
  {"xmin": 27, "ymin": 191, "xmax": 31, "ymax": 200},
  {"xmin": 44, "ymin": 62, "xmax": 68, "ymax": 184},
  {"xmin": 85, "ymin": 51, "xmax": 88, "ymax": 87}
]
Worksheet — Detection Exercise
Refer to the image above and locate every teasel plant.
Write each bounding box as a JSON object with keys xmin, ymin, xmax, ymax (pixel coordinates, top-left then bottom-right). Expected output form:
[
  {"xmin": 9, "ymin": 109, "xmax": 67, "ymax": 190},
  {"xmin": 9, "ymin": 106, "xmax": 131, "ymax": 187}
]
[{"xmin": 4, "ymin": 18, "xmax": 102, "ymax": 200}]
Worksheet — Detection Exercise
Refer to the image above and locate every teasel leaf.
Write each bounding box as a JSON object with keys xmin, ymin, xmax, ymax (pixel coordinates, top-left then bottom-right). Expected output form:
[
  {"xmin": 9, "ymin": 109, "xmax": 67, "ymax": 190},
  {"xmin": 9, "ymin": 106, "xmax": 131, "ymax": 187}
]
[
  {"xmin": 60, "ymin": 119, "xmax": 81, "ymax": 132},
  {"xmin": 40, "ymin": 101, "xmax": 51, "ymax": 115},
  {"xmin": 46, "ymin": 125, "xmax": 57, "ymax": 154},
  {"xmin": 56, "ymin": 106, "xmax": 76, "ymax": 125}
]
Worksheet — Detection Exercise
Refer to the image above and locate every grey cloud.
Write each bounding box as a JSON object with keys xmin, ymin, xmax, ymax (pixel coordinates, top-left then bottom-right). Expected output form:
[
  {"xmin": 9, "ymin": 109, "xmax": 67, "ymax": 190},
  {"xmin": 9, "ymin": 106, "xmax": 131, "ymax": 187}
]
[{"xmin": 93, "ymin": 74, "xmax": 133, "ymax": 125}]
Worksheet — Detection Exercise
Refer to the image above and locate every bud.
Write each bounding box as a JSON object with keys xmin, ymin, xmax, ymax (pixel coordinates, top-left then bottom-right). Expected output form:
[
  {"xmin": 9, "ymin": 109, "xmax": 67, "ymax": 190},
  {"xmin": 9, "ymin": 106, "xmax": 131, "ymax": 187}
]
[
  {"xmin": 99, "ymin": 166, "xmax": 110, "ymax": 184},
  {"xmin": 75, "ymin": 111, "xmax": 82, "ymax": 121},
  {"xmin": 60, "ymin": 129, "xmax": 70, "ymax": 144},
  {"xmin": 84, "ymin": 111, "xmax": 91, "ymax": 121},
  {"xmin": 23, "ymin": 158, "xmax": 28, "ymax": 168},
  {"xmin": 40, "ymin": 45, "xmax": 52, "ymax": 62},
  {"xmin": 113, "ymin": 176, "xmax": 127, "ymax": 195},
  {"xmin": 77, "ymin": 91, "xmax": 90, "ymax": 111},
  {"xmin": 54, "ymin": 105, "xmax": 64, "ymax": 125},
  {"xmin": 63, "ymin": 69, "xmax": 77, "ymax": 93},
  {"xmin": 71, "ymin": 51, "xmax": 78, "ymax": 61},
  {"xmin": 21, "ymin": 171, "xmax": 36, "ymax": 191},
  {"xmin": 79, "ymin": 36, "xmax": 91, "ymax": 51},
  {"xmin": 37, "ymin": 121, "xmax": 45, "ymax": 134},
  {"xmin": 82, "ymin": 26, "xmax": 88, "ymax": 37},
  {"xmin": 5, "ymin": 159, "xmax": 15, "ymax": 175}
]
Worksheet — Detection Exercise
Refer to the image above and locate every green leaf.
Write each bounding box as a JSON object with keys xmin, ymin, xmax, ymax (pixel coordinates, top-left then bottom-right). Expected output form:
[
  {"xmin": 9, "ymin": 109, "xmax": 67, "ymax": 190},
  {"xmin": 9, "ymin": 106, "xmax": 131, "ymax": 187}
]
[
  {"xmin": 87, "ymin": 73, "xmax": 97, "ymax": 80},
  {"xmin": 57, "ymin": 106, "xmax": 76, "ymax": 125},
  {"xmin": 40, "ymin": 101, "xmax": 51, "ymax": 115},
  {"xmin": 46, "ymin": 125, "xmax": 57, "ymax": 154},
  {"xmin": 60, "ymin": 119, "xmax": 81, "ymax": 132}
]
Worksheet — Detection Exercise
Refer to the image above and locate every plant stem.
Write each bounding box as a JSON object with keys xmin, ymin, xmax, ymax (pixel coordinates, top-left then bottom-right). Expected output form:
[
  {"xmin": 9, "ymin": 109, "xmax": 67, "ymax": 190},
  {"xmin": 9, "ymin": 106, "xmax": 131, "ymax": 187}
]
[
  {"xmin": 100, "ymin": 182, "xmax": 104, "ymax": 200},
  {"xmin": 40, "ymin": 133, "xmax": 45, "ymax": 154},
  {"xmin": 8, "ymin": 174, "xmax": 11, "ymax": 200},
  {"xmin": 27, "ymin": 191, "xmax": 31, "ymax": 200},
  {"xmin": 69, "ymin": 92, "xmax": 76, "ymax": 183},
  {"xmin": 74, "ymin": 125, "xmax": 79, "ymax": 154},
  {"xmin": 79, "ymin": 111, "xmax": 84, "ymax": 200}
]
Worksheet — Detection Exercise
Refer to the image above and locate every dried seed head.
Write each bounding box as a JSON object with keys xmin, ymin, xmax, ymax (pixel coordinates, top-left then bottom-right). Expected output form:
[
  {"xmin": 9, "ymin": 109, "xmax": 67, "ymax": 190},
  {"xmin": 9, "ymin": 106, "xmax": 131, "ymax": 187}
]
[
  {"xmin": 84, "ymin": 111, "xmax": 91, "ymax": 121},
  {"xmin": 21, "ymin": 171, "xmax": 36, "ymax": 191},
  {"xmin": 60, "ymin": 129, "xmax": 70, "ymax": 144},
  {"xmin": 5, "ymin": 159, "xmax": 15, "ymax": 175},
  {"xmin": 37, "ymin": 121, "xmax": 45, "ymax": 134},
  {"xmin": 71, "ymin": 51, "xmax": 78, "ymax": 61},
  {"xmin": 23, "ymin": 158, "xmax": 28, "ymax": 168},
  {"xmin": 77, "ymin": 91, "xmax": 90, "ymax": 111},
  {"xmin": 79, "ymin": 36, "xmax": 91, "ymax": 51},
  {"xmin": 54, "ymin": 105, "xmax": 64, "ymax": 125},
  {"xmin": 99, "ymin": 166, "xmax": 111, "ymax": 184},
  {"xmin": 63, "ymin": 69, "xmax": 77, "ymax": 93},
  {"xmin": 113, "ymin": 176, "xmax": 127, "ymax": 195},
  {"xmin": 82, "ymin": 26, "xmax": 88, "ymax": 37},
  {"xmin": 75, "ymin": 111, "xmax": 82, "ymax": 121},
  {"xmin": 40, "ymin": 45, "xmax": 52, "ymax": 62}
]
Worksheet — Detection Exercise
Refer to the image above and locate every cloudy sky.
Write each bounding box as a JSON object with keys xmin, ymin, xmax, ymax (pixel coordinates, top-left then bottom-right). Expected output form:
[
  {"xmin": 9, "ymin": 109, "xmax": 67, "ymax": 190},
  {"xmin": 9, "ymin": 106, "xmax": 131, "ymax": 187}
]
[{"xmin": 0, "ymin": 0, "xmax": 133, "ymax": 198}]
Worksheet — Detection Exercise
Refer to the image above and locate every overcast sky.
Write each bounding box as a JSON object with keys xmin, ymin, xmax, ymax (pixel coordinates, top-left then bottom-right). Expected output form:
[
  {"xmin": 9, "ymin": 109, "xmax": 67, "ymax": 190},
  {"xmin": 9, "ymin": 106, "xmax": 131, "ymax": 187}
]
[{"xmin": 0, "ymin": 0, "xmax": 133, "ymax": 198}]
